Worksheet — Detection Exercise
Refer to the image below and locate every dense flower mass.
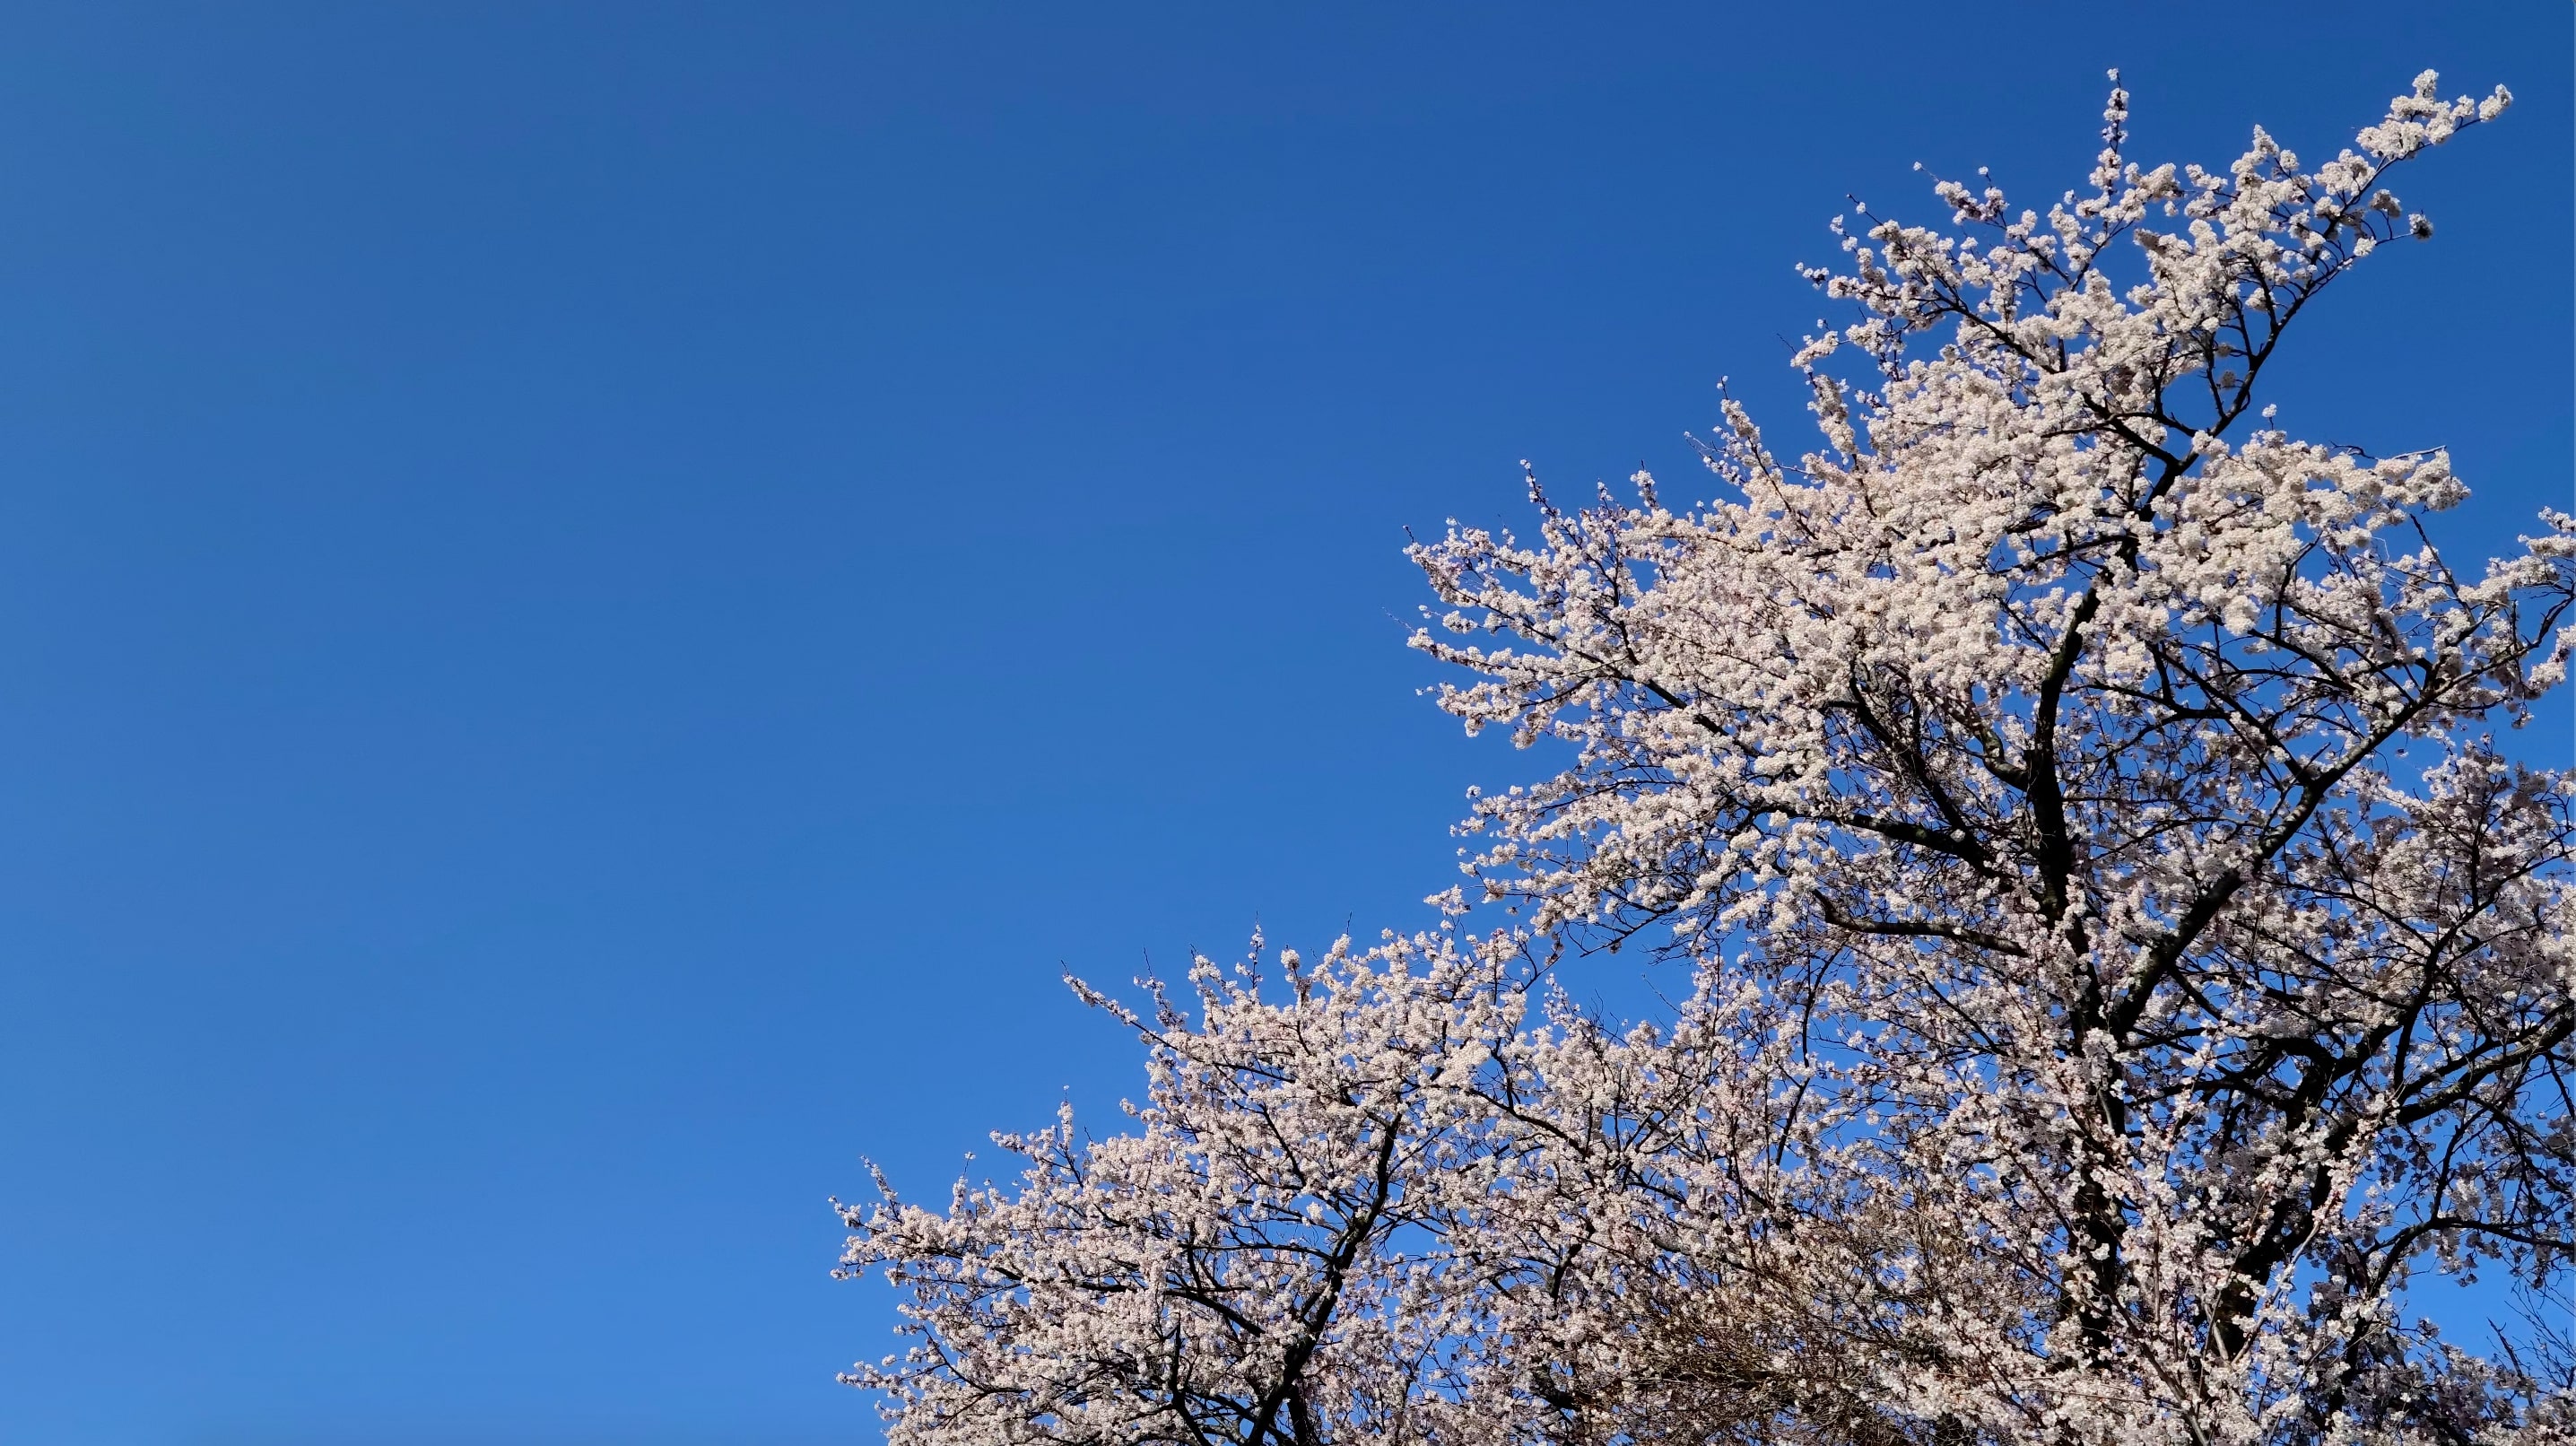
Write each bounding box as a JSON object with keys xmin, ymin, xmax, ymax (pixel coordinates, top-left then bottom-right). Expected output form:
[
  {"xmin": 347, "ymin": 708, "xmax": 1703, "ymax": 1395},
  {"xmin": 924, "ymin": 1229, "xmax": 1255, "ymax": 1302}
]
[{"xmin": 840, "ymin": 72, "xmax": 2573, "ymax": 1445}]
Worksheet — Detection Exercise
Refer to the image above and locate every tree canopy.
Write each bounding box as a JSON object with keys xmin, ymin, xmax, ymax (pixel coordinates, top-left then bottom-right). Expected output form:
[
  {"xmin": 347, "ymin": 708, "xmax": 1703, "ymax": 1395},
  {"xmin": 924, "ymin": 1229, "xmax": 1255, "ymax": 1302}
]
[{"xmin": 839, "ymin": 71, "xmax": 2572, "ymax": 1446}]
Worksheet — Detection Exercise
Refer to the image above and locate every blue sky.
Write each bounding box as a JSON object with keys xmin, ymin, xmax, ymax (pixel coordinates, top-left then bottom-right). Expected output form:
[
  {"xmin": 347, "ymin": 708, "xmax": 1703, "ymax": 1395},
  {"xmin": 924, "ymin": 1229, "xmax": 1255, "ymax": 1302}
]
[{"xmin": 0, "ymin": 4, "xmax": 2563, "ymax": 1442}]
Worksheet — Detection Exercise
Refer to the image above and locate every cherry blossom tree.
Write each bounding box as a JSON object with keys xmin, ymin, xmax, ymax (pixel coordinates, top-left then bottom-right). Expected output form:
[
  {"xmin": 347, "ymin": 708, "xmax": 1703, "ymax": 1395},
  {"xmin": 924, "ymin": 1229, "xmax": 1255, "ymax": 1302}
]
[{"xmin": 840, "ymin": 71, "xmax": 2572, "ymax": 1445}]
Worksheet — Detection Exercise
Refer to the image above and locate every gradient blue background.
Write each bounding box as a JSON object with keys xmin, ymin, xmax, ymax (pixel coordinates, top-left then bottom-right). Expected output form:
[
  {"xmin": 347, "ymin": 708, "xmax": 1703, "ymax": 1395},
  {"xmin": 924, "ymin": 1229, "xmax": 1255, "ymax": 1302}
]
[{"xmin": 0, "ymin": 4, "xmax": 2563, "ymax": 1442}]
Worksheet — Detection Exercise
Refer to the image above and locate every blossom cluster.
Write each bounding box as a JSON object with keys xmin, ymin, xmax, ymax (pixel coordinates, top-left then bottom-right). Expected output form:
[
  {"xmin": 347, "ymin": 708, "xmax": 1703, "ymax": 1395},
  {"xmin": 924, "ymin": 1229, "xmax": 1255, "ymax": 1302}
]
[{"xmin": 842, "ymin": 72, "xmax": 2572, "ymax": 1445}]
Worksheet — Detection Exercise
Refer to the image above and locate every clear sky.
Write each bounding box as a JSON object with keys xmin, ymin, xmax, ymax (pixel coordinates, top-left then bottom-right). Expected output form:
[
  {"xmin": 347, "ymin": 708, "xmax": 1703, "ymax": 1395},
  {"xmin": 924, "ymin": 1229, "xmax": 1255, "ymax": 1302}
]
[{"xmin": 0, "ymin": 4, "xmax": 2564, "ymax": 1442}]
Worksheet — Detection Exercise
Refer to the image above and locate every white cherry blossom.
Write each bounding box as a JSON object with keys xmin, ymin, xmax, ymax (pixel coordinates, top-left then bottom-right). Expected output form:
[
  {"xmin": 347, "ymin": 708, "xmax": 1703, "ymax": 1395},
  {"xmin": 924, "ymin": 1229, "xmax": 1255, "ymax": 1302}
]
[{"xmin": 844, "ymin": 72, "xmax": 2571, "ymax": 1446}]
